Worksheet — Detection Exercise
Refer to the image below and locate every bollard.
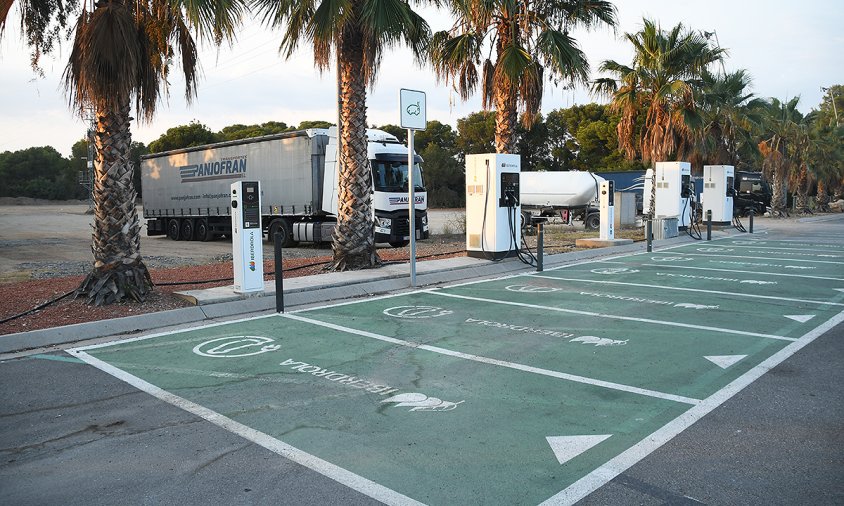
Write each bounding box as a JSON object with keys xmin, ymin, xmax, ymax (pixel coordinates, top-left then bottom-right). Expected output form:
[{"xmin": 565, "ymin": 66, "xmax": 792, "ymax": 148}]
[
  {"xmin": 706, "ymin": 210, "xmax": 712, "ymax": 241},
  {"xmin": 536, "ymin": 222, "xmax": 544, "ymax": 272},
  {"xmin": 749, "ymin": 210, "xmax": 754, "ymax": 234},
  {"xmin": 646, "ymin": 218, "xmax": 652, "ymax": 252},
  {"xmin": 274, "ymin": 232, "xmax": 284, "ymax": 313}
]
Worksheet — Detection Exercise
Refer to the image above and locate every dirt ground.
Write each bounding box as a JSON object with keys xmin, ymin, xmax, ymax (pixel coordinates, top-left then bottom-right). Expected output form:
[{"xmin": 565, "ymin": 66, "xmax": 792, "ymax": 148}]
[{"xmin": 0, "ymin": 201, "xmax": 637, "ymax": 336}]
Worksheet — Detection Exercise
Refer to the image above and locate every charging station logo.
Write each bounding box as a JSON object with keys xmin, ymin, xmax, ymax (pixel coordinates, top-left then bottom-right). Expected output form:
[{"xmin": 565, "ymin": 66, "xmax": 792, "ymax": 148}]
[
  {"xmin": 249, "ymin": 261, "xmax": 256, "ymax": 271},
  {"xmin": 193, "ymin": 336, "xmax": 281, "ymax": 358}
]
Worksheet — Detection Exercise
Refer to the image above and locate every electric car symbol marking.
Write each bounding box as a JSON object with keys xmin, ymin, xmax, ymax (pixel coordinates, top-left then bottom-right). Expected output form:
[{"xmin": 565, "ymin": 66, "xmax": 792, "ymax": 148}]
[
  {"xmin": 590, "ymin": 267, "xmax": 640, "ymax": 275},
  {"xmin": 505, "ymin": 285, "xmax": 562, "ymax": 293},
  {"xmin": 193, "ymin": 336, "xmax": 281, "ymax": 358},
  {"xmin": 405, "ymin": 101, "xmax": 421, "ymax": 116},
  {"xmin": 381, "ymin": 393, "xmax": 464, "ymax": 412},
  {"xmin": 383, "ymin": 306, "xmax": 453, "ymax": 318},
  {"xmin": 651, "ymin": 256, "xmax": 693, "ymax": 262}
]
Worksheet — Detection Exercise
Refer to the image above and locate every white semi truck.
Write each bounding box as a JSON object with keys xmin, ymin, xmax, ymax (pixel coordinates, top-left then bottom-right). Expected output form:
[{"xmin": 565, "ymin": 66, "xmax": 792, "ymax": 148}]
[{"xmin": 140, "ymin": 128, "xmax": 429, "ymax": 247}]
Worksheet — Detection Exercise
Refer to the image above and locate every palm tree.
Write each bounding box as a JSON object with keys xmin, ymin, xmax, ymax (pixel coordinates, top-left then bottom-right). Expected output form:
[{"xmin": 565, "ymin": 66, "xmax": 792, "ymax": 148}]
[
  {"xmin": 430, "ymin": 0, "xmax": 617, "ymax": 154},
  {"xmin": 758, "ymin": 97, "xmax": 805, "ymax": 217},
  {"xmin": 253, "ymin": 0, "xmax": 430, "ymax": 271},
  {"xmin": 695, "ymin": 68, "xmax": 765, "ymax": 169},
  {"xmin": 592, "ymin": 19, "xmax": 724, "ymax": 166},
  {"xmin": 2, "ymin": 0, "xmax": 244, "ymax": 304}
]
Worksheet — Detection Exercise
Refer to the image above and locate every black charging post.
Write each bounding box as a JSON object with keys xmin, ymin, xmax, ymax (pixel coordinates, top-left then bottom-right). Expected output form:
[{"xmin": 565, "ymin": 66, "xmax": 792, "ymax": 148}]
[
  {"xmin": 536, "ymin": 222, "xmax": 544, "ymax": 272},
  {"xmin": 706, "ymin": 210, "xmax": 712, "ymax": 241},
  {"xmin": 646, "ymin": 217, "xmax": 653, "ymax": 252},
  {"xmin": 749, "ymin": 210, "xmax": 754, "ymax": 234},
  {"xmin": 274, "ymin": 232, "xmax": 284, "ymax": 313}
]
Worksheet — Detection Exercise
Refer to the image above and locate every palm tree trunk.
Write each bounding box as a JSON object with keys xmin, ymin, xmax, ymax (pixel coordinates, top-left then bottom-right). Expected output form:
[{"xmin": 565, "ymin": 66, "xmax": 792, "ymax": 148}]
[
  {"xmin": 493, "ymin": 20, "xmax": 517, "ymax": 154},
  {"xmin": 331, "ymin": 27, "xmax": 379, "ymax": 270},
  {"xmin": 76, "ymin": 98, "xmax": 152, "ymax": 305},
  {"xmin": 794, "ymin": 164, "xmax": 811, "ymax": 214},
  {"xmin": 816, "ymin": 180, "xmax": 830, "ymax": 212},
  {"xmin": 494, "ymin": 83, "xmax": 517, "ymax": 153},
  {"xmin": 770, "ymin": 162, "xmax": 788, "ymax": 217}
]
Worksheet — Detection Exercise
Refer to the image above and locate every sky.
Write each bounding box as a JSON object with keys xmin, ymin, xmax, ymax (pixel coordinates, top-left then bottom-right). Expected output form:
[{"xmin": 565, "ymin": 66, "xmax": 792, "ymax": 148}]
[{"xmin": 1, "ymin": 0, "xmax": 842, "ymax": 157}]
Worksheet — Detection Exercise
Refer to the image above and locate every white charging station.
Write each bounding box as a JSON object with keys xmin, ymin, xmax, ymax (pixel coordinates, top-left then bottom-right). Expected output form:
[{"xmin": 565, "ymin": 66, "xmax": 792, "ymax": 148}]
[
  {"xmin": 702, "ymin": 165, "xmax": 735, "ymax": 224},
  {"xmin": 465, "ymin": 153, "xmax": 521, "ymax": 260},
  {"xmin": 231, "ymin": 180, "xmax": 264, "ymax": 294},
  {"xmin": 643, "ymin": 161, "xmax": 692, "ymax": 229},
  {"xmin": 599, "ymin": 180, "xmax": 615, "ymax": 240}
]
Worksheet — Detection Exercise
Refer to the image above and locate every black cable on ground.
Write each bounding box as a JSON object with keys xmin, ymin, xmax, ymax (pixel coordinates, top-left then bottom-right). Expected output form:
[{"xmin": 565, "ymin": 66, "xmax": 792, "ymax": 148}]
[
  {"xmin": 733, "ymin": 214, "xmax": 747, "ymax": 232},
  {"xmin": 0, "ymin": 289, "xmax": 75, "ymax": 325}
]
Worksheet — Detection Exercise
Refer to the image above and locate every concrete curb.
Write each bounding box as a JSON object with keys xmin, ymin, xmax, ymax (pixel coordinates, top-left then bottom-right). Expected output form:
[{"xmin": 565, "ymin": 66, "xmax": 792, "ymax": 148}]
[{"xmin": 0, "ymin": 233, "xmax": 707, "ymax": 355}]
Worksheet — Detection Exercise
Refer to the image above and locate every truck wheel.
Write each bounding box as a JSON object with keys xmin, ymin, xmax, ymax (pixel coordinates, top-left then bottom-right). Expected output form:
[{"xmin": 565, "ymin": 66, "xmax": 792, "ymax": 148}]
[
  {"xmin": 389, "ymin": 240, "xmax": 409, "ymax": 248},
  {"xmin": 167, "ymin": 219, "xmax": 181, "ymax": 240},
  {"xmin": 585, "ymin": 213, "xmax": 600, "ymax": 230},
  {"xmin": 195, "ymin": 219, "xmax": 211, "ymax": 242},
  {"xmin": 269, "ymin": 219, "xmax": 296, "ymax": 248},
  {"xmin": 180, "ymin": 219, "xmax": 194, "ymax": 241},
  {"xmin": 521, "ymin": 211, "xmax": 532, "ymax": 232}
]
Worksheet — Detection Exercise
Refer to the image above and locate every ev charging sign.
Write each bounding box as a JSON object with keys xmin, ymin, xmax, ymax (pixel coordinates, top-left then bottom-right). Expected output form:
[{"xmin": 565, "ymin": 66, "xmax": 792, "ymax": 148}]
[{"xmin": 231, "ymin": 181, "xmax": 264, "ymax": 294}]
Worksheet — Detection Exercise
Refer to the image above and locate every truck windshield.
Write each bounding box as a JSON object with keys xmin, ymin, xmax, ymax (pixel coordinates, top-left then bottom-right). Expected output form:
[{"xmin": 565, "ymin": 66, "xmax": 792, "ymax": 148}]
[{"xmin": 373, "ymin": 160, "xmax": 425, "ymax": 192}]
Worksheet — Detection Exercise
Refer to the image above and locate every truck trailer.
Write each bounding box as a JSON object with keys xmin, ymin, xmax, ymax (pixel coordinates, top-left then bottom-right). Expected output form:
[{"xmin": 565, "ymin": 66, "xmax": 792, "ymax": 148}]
[
  {"xmin": 519, "ymin": 171, "xmax": 606, "ymax": 230},
  {"xmin": 140, "ymin": 128, "xmax": 429, "ymax": 247}
]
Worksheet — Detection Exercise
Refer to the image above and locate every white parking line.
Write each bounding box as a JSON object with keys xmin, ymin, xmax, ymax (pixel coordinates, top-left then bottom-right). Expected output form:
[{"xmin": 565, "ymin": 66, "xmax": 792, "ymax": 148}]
[
  {"xmin": 530, "ymin": 274, "xmax": 844, "ymax": 308},
  {"xmin": 718, "ymin": 243, "xmax": 843, "ymax": 252},
  {"xmin": 283, "ymin": 313, "xmax": 702, "ymax": 406},
  {"xmin": 641, "ymin": 263, "xmax": 844, "ymax": 281},
  {"xmin": 666, "ymin": 252, "xmax": 844, "ymax": 265},
  {"xmin": 427, "ymin": 291, "xmax": 796, "ymax": 342}
]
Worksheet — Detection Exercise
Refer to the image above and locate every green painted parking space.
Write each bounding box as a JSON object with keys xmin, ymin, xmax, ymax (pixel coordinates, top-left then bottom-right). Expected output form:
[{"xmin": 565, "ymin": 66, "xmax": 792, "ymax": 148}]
[
  {"xmin": 718, "ymin": 238, "xmax": 843, "ymax": 250},
  {"xmin": 298, "ymin": 290, "xmax": 788, "ymax": 400},
  {"xmin": 76, "ymin": 315, "xmax": 688, "ymax": 505},
  {"xmin": 614, "ymin": 250, "xmax": 844, "ymax": 279},
  {"xmin": 538, "ymin": 260, "xmax": 844, "ymax": 307},
  {"xmin": 449, "ymin": 273, "xmax": 839, "ymax": 338}
]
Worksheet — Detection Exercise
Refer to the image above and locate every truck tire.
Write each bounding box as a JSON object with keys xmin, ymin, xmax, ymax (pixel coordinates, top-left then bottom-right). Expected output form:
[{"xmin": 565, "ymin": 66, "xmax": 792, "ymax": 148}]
[
  {"xmin": 195, "ymin": 219, "xmax": 211, "ymax": 241},
  {"xmin": 268, "ymin": 219, "xmax": 296, "ymax": 248},
  {"xmin": 167, "ymin": 219, "xmax": 181, "ymax": 240},
  {"xmin": 180, "ymin": 219, "xmax": 194, "ymax": 241},
  {"xmin": 521, "ymin": 210, "xmax": 532, "ymax": 232},
  {"xmin": 389, "ymin": 240, "xmax": 409, "ymax": 248},
  {"xmin": 585, "ymin": 213, "xmax": 600, "ymax": 230}
]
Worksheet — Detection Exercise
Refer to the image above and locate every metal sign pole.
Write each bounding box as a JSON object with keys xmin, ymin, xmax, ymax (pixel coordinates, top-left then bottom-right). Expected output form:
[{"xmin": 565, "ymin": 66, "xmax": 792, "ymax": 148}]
[{"xmin": 408, "ymin": 128, "xmax": 416, "ymax": 287}]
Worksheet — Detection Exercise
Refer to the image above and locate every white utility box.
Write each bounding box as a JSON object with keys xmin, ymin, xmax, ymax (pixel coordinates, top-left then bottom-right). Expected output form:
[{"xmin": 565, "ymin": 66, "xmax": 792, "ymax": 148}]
[
  {"xmin": 643, "ymin": 161, "xmax": 692, "ymax": 229},
  {"xmin": 231, "ymin": 181, "xmax": 264, "ymax": 294},
  {"xmin": 465, "ymin": 153, "xmax": 521, "ymax": 259},
  {"xmin": 702, "ymin": 165, "xmax": 735, "ymax": 224}
]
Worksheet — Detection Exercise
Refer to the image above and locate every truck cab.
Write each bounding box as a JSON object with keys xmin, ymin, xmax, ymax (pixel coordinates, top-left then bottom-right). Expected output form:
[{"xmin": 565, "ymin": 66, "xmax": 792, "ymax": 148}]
[{"xmin": 323, "ymin": 128, "xmax": 429, "ymax": 247}]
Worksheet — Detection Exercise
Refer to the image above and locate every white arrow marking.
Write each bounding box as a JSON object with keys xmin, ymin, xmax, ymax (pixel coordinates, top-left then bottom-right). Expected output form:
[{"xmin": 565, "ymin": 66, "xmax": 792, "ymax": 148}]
[
  {"xmin": 835, "ymin": 289, "xmax": 844, "ymax": 293},
  {"xmin": 704, "ymin": 355, "xmax": 747, "ymax": 369},
  {"xmin": 784, "ymin": 314, "xmax": 815, "ymax": 323},
  {"xmin": 546, "ymin": 435, "xmax": 612, "ymax": 465}
]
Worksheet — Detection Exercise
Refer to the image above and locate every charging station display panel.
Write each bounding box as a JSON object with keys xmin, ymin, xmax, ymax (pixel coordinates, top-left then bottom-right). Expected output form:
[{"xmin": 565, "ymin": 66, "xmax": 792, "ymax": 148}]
[{"xmin": 231, "ymin": 181, "xmax": 264, "ymax": 293}]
